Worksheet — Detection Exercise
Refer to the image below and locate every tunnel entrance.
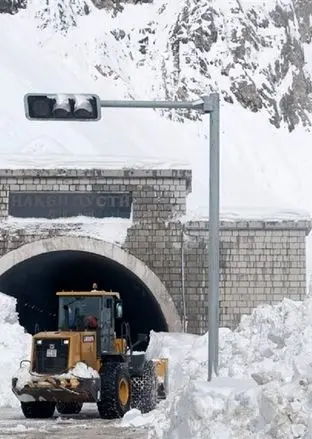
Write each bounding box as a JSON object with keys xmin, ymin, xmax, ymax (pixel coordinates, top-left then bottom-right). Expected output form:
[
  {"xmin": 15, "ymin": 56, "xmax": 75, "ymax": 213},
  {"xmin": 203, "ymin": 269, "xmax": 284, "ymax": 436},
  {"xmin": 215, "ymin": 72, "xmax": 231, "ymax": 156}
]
[{"xmin": 0, "ymin": 250, "xmax": 168, "ymax": 350}]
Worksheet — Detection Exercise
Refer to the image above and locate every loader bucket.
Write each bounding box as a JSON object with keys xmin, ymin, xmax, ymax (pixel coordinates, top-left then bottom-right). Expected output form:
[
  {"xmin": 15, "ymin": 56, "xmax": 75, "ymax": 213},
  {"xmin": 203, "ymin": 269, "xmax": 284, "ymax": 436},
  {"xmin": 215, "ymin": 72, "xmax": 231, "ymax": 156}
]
[{"xmin": 12, "ymin": 374, "xmax": 101, "ymax": 404}]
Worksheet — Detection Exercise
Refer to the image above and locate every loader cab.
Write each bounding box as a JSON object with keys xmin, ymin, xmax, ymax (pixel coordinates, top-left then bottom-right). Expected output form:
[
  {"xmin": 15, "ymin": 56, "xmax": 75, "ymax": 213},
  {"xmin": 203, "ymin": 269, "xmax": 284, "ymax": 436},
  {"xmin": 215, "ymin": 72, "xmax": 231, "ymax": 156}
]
[
  {"xmin": 58, "ymin": 289, "xmax": 123, "ymax": 331},
  {"xmin": 58, "ymin": 295, "xmax": 101, "ymax": 331},
  {"xmin": 57, "ymin": 287, "xmax": 124, "ymax": 354}
]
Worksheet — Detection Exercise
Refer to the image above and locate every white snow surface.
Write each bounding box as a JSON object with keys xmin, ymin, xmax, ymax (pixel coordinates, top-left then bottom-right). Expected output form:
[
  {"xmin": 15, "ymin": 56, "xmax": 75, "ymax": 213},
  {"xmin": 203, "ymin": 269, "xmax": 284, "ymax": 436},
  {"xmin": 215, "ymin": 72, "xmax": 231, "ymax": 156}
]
[
  {"xmin": 59, "ymin": 362, "xmax": 100, "ymax": 380},
  {"xmin": 121, "ymin": 297, "xmax": 312, "ymax": 438},
  {"xmin": 0, "ymin": 293, "xmax": 32, "ymax": 408},
  {"xmin": 13, "ymin": 363, "xmax": 33, "ymax": 392},
  {"xmin": 1, "ymin": 0, "xmax": 312, "ymax": 428},
  {"xmin": 5, "ymin": 215, "xmax": 133, "ymax": 245}
]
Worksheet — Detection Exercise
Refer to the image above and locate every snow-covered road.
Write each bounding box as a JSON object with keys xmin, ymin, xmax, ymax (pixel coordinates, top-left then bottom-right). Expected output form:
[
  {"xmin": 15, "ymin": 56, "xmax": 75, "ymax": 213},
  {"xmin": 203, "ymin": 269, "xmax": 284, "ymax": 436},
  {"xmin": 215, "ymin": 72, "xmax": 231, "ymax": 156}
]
[{"xmin": 0, "ymin": 406, "xmax": 148, "ymax": 439}]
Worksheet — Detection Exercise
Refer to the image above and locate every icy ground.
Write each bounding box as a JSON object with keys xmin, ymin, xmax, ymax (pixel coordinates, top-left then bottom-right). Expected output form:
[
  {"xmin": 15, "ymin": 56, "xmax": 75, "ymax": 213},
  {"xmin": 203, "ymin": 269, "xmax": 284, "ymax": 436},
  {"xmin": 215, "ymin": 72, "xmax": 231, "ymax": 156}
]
[{"xmin": 0, "ymin": 406, "xmax": 148, "ymax": 439}]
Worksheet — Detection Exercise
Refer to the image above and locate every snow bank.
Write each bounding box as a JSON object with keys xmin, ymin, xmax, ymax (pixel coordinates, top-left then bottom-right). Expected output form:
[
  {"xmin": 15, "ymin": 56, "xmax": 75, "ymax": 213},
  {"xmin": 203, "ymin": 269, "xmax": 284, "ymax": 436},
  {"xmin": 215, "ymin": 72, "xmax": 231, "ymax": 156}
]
[
  {"xmin": 181, "ymin": 207, "xmax": 312, "ymax": 223},
  {"xmin": 4, "ymin": 215, "xmax": 133, "ymax": 246},
  {"xmin": 121, "ymin": 297, "xmax": 312, "ymax": 438},
  {"xmin": 0, "ymin": 293, "xmax": 32, "ymax": 408}
]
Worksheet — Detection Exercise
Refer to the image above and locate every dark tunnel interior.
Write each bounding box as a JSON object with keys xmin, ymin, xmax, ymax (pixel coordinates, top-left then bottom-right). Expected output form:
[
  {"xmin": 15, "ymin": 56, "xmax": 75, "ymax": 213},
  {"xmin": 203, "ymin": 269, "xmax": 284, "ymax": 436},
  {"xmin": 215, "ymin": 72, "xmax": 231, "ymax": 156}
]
[{"xmin": 0, "ymin": 250, "xmax": 168, "ymax": 350}]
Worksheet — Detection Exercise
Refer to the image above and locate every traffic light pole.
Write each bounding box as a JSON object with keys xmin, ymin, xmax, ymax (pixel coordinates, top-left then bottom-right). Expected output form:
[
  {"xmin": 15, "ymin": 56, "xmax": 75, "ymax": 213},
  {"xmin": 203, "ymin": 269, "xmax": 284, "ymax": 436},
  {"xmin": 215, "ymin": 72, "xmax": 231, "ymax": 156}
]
[
  {"xmin": 23, "ymin": 91, "xmax": 220, "ymax": 381},
  {"xmin": 99, "ymin": 94, "xmax": 220, "ymax": 380}
]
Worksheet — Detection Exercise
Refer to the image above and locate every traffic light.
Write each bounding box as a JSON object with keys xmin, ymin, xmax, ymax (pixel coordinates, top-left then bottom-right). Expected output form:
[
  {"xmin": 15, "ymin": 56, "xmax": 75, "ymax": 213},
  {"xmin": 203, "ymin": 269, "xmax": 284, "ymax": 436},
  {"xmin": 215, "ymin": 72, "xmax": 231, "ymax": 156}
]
[{"xmin": 24, "ymin": 93, "xmax": 101, "ymax": 121}]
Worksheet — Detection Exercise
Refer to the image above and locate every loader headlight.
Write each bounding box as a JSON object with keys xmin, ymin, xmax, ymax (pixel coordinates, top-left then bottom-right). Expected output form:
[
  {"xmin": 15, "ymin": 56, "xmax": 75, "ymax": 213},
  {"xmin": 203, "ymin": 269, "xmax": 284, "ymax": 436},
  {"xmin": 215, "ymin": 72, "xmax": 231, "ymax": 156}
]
[
  {"xmin": 63, "ymin": 339, "xmax": 69, "ymax": 345},
  {"xmin": 36, "ymin": 340, "xmax": 42, "ymax": 345}
]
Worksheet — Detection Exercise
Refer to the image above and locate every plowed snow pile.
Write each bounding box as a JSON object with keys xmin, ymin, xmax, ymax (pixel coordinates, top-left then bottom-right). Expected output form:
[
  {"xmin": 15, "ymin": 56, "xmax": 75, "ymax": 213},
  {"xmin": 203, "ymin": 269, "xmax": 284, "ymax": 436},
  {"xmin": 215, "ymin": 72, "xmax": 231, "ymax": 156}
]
[
  {"xmin": 122, "ymin": 297, "xmax": 312, "ymax": 438},
  {"xmin": 0, "ymin": 292, "xmax": 32, "ymax": 408}
]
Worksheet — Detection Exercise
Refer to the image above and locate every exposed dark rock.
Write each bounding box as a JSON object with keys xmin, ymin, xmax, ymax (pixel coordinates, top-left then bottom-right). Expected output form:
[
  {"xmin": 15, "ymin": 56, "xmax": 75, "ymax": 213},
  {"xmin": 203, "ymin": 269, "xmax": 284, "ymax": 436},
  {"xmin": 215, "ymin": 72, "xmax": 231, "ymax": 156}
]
[
  {"xmin": 0, "ymin": 0, "xmax": 26, "ymax": 14},
  {"xmin": 111, "ymin": 29, "xmax": 126, "ymax": 41},
  {"xmin": 152, "ymin": 0, "xmax": 312, "ymax": 131},
  {"xmin": 34, "ymin": 0, "xmax": 90, "ymax": 34},
  {"xmin": 293, "ymin": 0, "xmax": 312, "ymax": 43},
  {"xmin": 230, "ymin": 80, "xmax": 263, "ymax": 112}
]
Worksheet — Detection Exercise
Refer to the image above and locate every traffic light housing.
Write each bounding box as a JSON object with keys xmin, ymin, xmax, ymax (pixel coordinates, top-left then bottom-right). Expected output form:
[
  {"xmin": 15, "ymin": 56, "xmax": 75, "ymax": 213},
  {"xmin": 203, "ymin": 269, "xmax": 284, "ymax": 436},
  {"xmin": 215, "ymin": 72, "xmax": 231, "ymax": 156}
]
[{"xmin": 24, "ymin": 93, "xmax": 101, "ymax": 121}]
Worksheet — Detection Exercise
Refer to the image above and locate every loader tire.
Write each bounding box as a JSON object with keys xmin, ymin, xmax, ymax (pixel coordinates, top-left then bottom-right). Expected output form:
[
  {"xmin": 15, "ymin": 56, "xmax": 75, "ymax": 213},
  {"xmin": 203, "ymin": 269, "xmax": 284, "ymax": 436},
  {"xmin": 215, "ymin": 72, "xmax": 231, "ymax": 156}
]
[
  {"xmin": 21, "ymin": 401, "xmax": 55, "ymax": 419},
  {"xmin": 56, "ymin": 401, "xmax": 83, "ymax": 415},
  {"xmin": 131, "ymin": 359, "xmax": 157, "ymax": 413},
  {"xmin": 97, "ymin": 362, "xmax": 131, "ymax": 419}
]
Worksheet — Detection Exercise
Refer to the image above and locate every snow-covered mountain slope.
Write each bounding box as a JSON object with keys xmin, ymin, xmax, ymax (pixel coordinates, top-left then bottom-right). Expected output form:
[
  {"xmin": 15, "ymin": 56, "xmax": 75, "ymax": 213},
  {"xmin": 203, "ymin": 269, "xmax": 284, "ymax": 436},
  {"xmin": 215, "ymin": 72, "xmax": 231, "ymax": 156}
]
[
  {"xmin": 1, "ymin": 0, "xmax": 311, "ymax": 213},
  {"xmin": 0, "ymin": 1, "xmax": 312, "ymax": 220},
  {"xmin": 20, "ymin": 0, "xmax": 312, "ymax": 131},
  {"xmin": 147, "ymin": 0, "xmax": 312, "ymax": 131}
]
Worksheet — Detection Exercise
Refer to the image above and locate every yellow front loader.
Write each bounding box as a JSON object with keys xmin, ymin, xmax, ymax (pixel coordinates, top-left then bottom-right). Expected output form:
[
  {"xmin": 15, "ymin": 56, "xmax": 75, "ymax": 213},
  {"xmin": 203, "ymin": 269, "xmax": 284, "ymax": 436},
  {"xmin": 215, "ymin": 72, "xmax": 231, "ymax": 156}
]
[{"xmin": 12, "ymin": 285, "xmax": 168, "ymax": 419}]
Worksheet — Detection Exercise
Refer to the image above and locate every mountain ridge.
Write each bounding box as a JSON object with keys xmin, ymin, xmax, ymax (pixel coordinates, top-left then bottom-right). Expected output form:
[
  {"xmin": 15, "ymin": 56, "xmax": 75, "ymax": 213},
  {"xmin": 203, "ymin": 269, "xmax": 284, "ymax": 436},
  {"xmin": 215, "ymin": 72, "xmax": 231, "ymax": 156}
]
[{"xmin": 2, "ymin": 0, "xmax": 311, "ymax": 132}]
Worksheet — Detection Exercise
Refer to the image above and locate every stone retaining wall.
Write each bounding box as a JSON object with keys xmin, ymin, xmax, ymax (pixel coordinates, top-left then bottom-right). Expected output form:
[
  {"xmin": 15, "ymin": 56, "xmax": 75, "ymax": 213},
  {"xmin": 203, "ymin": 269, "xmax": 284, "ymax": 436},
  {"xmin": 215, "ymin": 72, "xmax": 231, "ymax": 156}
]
[{"xmin": 125, "ymin": 219, "xmax": 310, "ymax": 333}]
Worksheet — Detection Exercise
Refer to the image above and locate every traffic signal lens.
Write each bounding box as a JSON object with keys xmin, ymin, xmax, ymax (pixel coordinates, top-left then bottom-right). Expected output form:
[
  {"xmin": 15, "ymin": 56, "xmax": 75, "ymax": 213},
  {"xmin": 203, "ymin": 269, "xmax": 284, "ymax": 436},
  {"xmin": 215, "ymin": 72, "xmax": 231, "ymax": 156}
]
[
  {"xmin": 74, "ymin": 108, "xmax": 92, "ymax": 118},
  {"xmin": 53, "ymin": 107, "xmax": 70, "ymax": 118},
  {"xmin": 28, "ymin": 96, "xmax": 52, "ymax": 118},
  {"xmin": 24, "ymin": 94, "xmax": 101, "ymax": 121}
]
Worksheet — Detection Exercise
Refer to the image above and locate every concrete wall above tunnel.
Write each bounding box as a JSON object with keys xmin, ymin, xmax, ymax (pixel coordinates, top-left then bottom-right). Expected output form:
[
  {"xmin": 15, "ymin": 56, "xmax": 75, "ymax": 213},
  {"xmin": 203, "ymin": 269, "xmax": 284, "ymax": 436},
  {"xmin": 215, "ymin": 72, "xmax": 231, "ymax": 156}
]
[
  {"xmin": 0, "ymin": 236, "xmax": 182, "ymax": 332},
  {"xmin": 0, "ymin": 168, "xmax": 309, "ymax": 335}
]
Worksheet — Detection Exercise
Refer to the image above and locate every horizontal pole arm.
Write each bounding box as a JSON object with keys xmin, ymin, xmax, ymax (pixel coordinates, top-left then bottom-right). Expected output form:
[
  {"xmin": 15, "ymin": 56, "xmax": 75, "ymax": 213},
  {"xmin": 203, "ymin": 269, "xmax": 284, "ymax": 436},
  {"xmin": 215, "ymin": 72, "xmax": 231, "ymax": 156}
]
[
  {"xmin": 99, "ymin": 99, "xmax": 213, "ymax": 112},
  {"xmin": 100, "ymin": 100, "xmax": 196, "ymax": 109}
]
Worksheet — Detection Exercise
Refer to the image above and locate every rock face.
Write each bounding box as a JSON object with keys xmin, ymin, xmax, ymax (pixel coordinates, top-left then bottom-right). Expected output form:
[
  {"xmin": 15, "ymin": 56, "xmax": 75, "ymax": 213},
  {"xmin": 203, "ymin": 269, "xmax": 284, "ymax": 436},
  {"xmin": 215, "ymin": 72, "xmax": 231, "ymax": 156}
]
[
  {"xmin": 3, "ymin": 0, "xmax": 312, "ymax": 132},
  {"xmin": 139, "ymin": 0, "xmax": 312, "ymax": 131},
  {"xmin": 101, "ymin": 0, "xmax": 312, "ymax": 131},
  {"xmin": 0, "ymin": 0, "xmax": 90, "ymax": 28},
  {"xmin": 34, "ymin": 0, "xmax": 90, "ymax": 32},
  {"xmin": 0, "ymin": 0, "xmax": 26, "ymax": 14}
]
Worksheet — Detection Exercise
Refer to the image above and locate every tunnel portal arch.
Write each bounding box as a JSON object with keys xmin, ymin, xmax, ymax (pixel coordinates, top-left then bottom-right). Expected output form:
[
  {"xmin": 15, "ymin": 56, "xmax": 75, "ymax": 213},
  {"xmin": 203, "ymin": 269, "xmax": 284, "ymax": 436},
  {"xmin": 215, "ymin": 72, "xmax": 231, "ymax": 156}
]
[{"xmin": 0, "ymin": 236, "xmax": 182, "ymax": 332}]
